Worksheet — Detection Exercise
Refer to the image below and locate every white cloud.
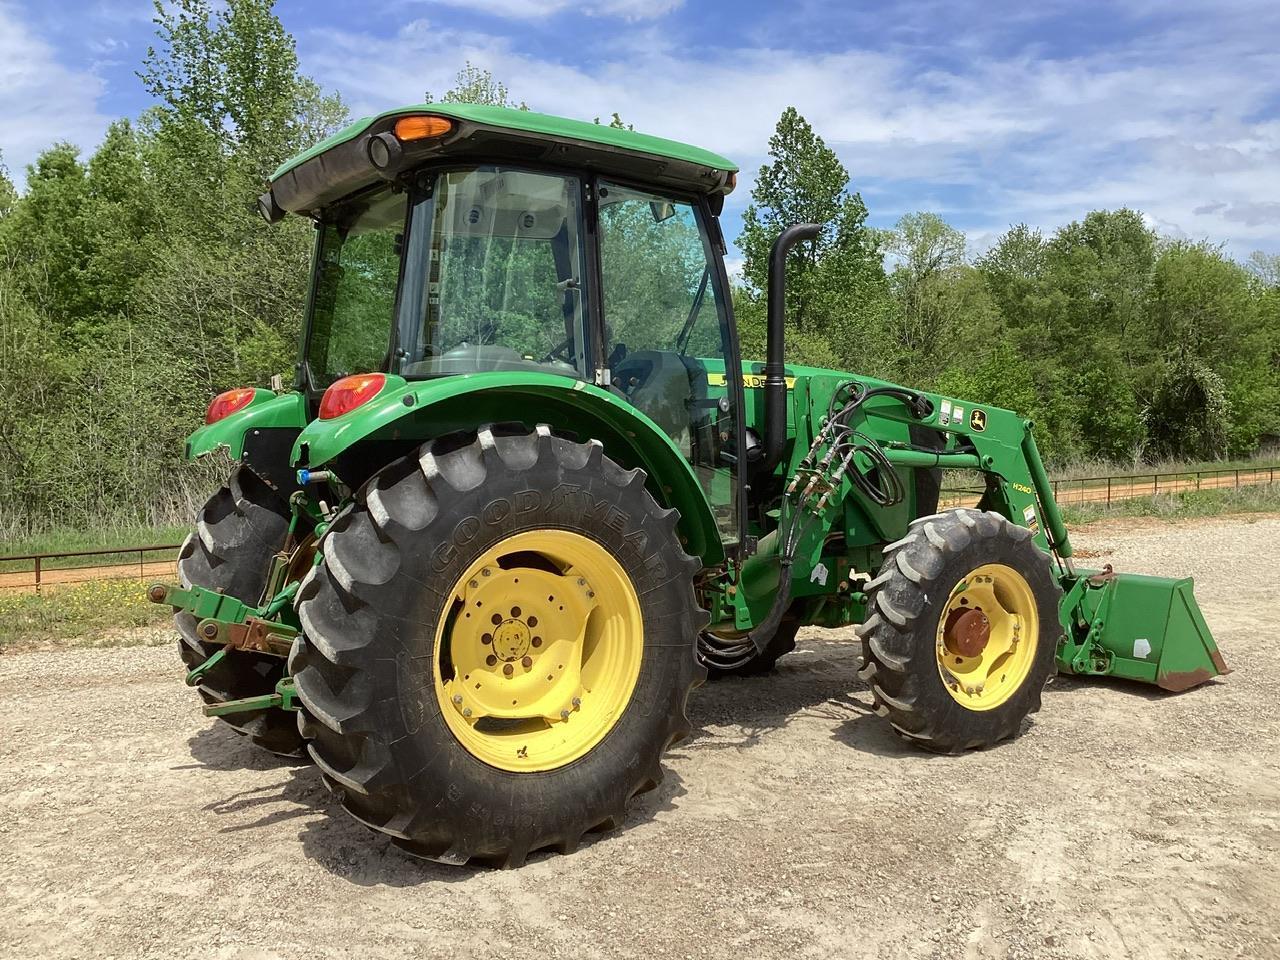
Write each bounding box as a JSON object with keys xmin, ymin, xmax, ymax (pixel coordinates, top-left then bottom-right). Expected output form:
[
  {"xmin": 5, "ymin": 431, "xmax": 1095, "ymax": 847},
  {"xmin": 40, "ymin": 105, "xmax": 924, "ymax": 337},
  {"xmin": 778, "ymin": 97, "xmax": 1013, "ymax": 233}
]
[
  {"xmin": 416, "ymin": 0, "xmax": 681, "ymax": 21},
  {"xmin": 298, "ymin": 4, "xmax": 1280, "ymax": 258},
  {"xmin": 0, "ymin": 4, "xmax": 109, "ymax": 186}
]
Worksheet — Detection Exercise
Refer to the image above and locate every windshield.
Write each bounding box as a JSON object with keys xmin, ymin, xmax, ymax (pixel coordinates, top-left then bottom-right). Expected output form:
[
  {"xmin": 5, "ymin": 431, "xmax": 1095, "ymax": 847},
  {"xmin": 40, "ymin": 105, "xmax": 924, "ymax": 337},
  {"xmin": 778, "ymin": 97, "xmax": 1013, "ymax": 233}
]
[
  {"xmin": 305, "ymin": 187, "xmax": 407, "ymax": 388},
  {"xmin": 398, "ymin": 166, "xmax": 588, "ymax": 378}
]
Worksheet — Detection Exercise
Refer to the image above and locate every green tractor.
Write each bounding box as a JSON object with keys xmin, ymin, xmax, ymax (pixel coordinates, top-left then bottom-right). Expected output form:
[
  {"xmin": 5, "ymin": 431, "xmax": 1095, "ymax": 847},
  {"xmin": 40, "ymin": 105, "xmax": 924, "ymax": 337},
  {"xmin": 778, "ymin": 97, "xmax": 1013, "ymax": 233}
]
[{"xmin": 154, "ymin": 103, "xmax": 1229, "ymax": 866}]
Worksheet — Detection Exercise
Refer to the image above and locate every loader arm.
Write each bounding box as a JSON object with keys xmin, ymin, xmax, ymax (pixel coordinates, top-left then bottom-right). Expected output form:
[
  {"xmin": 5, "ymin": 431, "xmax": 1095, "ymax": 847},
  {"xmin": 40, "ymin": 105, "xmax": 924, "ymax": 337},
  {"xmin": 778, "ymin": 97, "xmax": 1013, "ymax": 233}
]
[{"xmin": 716, "ymin": 371, "xmax": 1228, "ymax": 692}]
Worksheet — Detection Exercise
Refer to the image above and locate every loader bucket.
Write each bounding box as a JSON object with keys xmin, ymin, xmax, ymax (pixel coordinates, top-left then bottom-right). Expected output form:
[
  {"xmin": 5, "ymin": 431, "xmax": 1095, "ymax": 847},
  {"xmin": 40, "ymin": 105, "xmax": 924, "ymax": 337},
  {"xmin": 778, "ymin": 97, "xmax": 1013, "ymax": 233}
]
[{"xmin": 1060, "ymin": 571, "xmax": 1230, "ymax": 692}]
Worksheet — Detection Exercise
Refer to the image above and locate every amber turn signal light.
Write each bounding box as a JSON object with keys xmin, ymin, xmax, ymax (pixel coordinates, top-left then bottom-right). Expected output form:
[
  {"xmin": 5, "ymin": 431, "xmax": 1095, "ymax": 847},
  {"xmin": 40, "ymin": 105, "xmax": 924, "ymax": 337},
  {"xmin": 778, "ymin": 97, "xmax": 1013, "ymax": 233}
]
[{"xmin": 393, "ymin": 115, "xmax": 454, "ymax": 142}]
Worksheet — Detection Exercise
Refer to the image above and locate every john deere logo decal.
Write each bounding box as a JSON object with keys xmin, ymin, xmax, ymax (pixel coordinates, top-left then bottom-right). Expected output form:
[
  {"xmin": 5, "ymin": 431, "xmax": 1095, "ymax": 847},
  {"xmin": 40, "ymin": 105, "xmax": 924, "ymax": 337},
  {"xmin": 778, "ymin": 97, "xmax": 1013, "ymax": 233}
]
[{"xmin": 970, "ymin": 409, "xmax": 987, "ymax": 432}]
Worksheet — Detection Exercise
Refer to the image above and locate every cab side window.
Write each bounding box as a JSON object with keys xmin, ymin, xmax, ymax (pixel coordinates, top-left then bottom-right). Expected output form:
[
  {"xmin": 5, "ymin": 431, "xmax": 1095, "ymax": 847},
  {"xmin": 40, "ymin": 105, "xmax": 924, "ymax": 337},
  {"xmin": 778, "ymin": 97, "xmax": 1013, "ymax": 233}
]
[{"xmin": 597, "ymin": 182, "xmax": 739, "ymax": 541}]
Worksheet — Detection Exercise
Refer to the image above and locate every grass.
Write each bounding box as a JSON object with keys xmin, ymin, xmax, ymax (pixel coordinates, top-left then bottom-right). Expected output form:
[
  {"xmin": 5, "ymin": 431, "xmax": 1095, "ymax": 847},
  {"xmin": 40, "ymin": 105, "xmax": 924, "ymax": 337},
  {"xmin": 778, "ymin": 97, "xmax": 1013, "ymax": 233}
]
[
  {"xmin": 0, "ymin": 577, "xmax": 173, "ymax": 649},
  {"xmin": 1062, "ymin": 481, "xmax": 1280, "ymax": 525}
]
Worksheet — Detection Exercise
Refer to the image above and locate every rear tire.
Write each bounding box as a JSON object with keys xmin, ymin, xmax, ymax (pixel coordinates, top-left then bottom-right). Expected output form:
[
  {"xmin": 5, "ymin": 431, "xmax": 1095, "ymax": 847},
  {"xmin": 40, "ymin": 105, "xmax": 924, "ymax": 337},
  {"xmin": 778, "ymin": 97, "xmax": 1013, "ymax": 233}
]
[
  {"xmin": 176, "ymin": 467, "xmax": 305, "ymax": 758},
  {"xmin": 858, "ymin": 508, "xmax": 1061, "ymax": 753},
  {"xmin": 291, "ymin": 425, "xmax": 707, "ymax": 866}
]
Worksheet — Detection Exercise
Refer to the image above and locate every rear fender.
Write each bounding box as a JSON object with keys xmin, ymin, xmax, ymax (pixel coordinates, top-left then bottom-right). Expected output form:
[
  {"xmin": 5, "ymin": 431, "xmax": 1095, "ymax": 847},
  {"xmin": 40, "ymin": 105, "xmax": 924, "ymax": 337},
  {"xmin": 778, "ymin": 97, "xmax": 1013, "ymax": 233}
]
[
  {"xmin": 185, "ymin": 391, "xmax": 309, "ymax": 491},
  {"xmin": 292, "ymin": 373, "xmax": 724, "ymax": 564}
]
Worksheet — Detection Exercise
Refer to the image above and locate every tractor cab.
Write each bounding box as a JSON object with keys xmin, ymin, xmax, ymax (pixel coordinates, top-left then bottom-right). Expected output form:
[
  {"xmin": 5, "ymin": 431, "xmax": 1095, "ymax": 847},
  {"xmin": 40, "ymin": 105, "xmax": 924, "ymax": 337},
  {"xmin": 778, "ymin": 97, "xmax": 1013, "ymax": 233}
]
[{"xmin": 270, "ymin": 104, "xmax": 747, "ymax": 541}]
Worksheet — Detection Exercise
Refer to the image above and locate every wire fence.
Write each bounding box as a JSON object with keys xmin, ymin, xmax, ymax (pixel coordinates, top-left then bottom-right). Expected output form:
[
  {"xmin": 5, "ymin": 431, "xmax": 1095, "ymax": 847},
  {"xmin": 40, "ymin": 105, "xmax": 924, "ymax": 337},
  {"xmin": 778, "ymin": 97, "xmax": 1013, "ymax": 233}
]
[
  {"xmin": 0, "ymin": 544, "xmax": 181, "ymax": 594},
  {"xmin": 0, "ymin": 464, "xmax": 1276, "ymax": 592},
  {"xmin": 941, "ymin": 464, "xmax": 1279, "ymax": 509}
]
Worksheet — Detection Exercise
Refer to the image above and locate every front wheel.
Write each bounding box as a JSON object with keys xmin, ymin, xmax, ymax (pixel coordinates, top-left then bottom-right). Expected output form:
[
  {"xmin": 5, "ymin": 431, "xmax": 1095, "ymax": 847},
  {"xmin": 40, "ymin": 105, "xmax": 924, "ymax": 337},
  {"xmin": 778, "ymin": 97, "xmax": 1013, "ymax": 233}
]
[
  {"xmin": 858, "ymin": 508, "xmax": 1062, "ymax": 753},
  {"xmin": 290, "ymin": 425, "xmax": 706, "ymax": 866}
]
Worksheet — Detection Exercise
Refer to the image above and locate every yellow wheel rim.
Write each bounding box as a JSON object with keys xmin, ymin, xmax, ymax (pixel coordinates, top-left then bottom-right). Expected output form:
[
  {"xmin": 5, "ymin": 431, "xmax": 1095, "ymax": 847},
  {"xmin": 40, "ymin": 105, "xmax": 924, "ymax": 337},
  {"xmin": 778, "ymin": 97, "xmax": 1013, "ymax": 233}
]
[
  {"xmin": 432, "ymin": 530, "xmax": 643, "ymax": 773},
  {"xmin": 934, "ymin": 563, "xmax": 1039, "ymax": 711}
]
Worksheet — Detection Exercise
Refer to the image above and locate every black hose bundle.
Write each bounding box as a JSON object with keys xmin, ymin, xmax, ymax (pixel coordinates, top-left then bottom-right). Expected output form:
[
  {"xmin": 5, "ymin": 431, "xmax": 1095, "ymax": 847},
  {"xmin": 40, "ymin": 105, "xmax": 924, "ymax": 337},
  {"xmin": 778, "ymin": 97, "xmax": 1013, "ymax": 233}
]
[{"xmin": 697, "ymin": 381, "xmax": 932, "ymax": 671}]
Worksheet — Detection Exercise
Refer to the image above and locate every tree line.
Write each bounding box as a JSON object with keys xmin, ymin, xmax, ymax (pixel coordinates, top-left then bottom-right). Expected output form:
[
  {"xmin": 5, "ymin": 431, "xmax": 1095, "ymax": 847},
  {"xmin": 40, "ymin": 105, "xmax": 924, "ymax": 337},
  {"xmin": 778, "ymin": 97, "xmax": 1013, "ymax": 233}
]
[{"xmin": 0, "ymin": 0, "xmax": 1277, "ymax": 537}]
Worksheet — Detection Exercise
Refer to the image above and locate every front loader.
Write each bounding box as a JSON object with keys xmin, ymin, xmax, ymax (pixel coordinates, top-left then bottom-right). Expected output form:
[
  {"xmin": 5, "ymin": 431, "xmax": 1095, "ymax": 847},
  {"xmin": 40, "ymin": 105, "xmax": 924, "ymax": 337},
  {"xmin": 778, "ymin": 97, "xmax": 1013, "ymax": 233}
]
[{"xmin": 153, "ymin": 103, "xmax": 1228, "ymax": 866}]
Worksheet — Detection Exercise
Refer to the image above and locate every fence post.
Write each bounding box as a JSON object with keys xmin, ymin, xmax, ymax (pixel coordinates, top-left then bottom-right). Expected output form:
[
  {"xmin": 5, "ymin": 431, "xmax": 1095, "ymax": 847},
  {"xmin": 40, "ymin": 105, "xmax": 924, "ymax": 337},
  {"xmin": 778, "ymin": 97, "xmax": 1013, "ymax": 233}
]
[
  {"xmin": 1107, "ymin": 476, "xmax": 1112, "ymax": 507},
  {"xmin": 1236, "ymin": 469, "xmax": 1240, "ymax": 490},
  {"xmin": 34, "ymin": 556, "xmax": 41, "ymax": 593},
  {"xmin": 1153, "ymin": 473, "xmax": 1158, "ymax": 496}
]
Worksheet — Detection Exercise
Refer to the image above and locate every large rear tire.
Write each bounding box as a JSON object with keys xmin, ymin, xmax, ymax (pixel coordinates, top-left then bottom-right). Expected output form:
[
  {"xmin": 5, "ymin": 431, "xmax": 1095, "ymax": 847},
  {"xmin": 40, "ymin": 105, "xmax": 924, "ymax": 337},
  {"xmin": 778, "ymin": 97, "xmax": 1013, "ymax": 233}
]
[
  {"xmin": 858, "ymin": 508, "xmax": 1061, "ymax": 754},
  {"xmin": 290, "ymin": 425, "xmax": 706, "ymax": 867},
  {"xmin": 176, "ymin": 467, "xmax": 305, "ymax": 758}
]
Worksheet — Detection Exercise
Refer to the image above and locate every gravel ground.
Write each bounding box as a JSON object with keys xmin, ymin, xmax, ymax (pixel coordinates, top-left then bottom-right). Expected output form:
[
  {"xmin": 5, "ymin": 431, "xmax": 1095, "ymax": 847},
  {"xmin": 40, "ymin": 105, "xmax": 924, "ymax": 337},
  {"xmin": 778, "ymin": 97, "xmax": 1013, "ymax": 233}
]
[{"xmin": 2, "ymin": 514, "xmax": 1277, "ymax": 960}]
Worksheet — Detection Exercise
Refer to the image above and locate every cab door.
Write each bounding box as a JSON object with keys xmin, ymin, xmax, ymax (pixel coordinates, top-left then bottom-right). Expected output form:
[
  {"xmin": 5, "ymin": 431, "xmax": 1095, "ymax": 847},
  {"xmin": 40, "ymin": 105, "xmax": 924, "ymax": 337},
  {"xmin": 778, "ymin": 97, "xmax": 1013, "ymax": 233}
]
[{"xmin": 594, "ymin": 180, "xmax": 745, "ymax": 545}]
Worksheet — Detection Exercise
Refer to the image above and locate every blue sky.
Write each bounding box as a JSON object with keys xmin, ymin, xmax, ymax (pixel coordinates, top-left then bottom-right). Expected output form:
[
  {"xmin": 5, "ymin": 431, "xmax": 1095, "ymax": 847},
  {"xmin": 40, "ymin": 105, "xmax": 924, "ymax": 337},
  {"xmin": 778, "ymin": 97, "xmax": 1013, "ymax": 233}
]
[{"xmin": 3, "ymin": 0, "xmax": 1279, "ymax": 263}]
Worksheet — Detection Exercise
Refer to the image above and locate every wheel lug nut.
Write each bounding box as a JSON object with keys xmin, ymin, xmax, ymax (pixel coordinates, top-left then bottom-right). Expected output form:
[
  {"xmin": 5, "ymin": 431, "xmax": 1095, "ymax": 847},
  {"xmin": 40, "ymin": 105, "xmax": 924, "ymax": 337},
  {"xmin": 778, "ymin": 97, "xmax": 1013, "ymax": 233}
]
[
  {"xmin": 462, "ymin": 707, "xmax": 472, "ymax": 718},
  {"xmin": 521, "ymin": 656, "xmax": 533, "ymax": 668},
  {"xmin": 572, "ymin": 697, "xmax": 581, "ymax": 708},
  {"xmin": 560, "ymin": 709, "xmax": 570, "ymax": 720},
  {"xmin": 452, "ymin": 694, "xmax": 463, "ymax": 705},
  {"xmin": 486, "ymin": 654, "xmax": 497, "ymax": 666},
  {"xmin": 504, "ymin": 664, "xmax": 514, "ymax": 677},
  {"xmin": 532, "ymin": 636, "xmax": 542, "ymax": 648},
  {"xmin": 481, "ymin": 633, "xmax": 492, "ymax": 644}
]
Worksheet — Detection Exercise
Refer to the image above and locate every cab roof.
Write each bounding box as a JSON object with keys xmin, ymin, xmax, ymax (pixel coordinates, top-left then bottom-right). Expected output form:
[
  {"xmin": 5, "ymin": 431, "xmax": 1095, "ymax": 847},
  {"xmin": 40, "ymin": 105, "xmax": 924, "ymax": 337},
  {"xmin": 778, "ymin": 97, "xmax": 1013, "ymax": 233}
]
[{"xmin": 267, "ymin": 102, "xmax": 738, "ymax": 218}]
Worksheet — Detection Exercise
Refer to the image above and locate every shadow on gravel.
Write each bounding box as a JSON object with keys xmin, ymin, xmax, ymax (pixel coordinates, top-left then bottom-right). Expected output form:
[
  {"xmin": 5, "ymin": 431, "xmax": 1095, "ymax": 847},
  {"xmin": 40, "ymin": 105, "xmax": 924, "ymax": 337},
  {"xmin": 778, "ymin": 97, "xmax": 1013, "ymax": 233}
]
[
  {"xmin": 183, "ymin": 722, "xmax": 310, "ymax": 772},
  {"xmin": 683, "ymin": 638, "xmax": 899, "ymax": 755},
  {"xmin": 1043, "ymin": 672, "xmax": 1221, "ymax": 701},
  {"xmin": 181, "ymin": 721, "xmax": 686, "ymax": 885}
]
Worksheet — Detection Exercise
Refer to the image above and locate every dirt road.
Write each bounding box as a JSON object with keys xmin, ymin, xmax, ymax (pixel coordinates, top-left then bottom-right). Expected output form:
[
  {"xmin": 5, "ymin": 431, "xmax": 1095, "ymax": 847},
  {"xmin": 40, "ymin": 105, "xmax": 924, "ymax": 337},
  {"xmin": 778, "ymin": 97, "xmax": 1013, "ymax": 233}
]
[{"xmin": 2, "ymin": 515, "xmax": 1277, "ymax": 960}]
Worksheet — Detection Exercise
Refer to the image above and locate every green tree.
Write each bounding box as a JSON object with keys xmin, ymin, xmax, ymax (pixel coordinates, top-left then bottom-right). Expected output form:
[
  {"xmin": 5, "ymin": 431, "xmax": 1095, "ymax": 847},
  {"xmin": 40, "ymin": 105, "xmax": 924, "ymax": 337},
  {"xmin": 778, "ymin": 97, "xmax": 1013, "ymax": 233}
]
[
  {"xmin": 1148, "ymin": 242, "xmax": 1275, "ymax": 455},
  {"xmin": 0, "ymin": 155, "xmax": 15, "ymax": 219},
  {"xmin": 1246, "ymin": 251, "xmax": 1280, "ymax": 287},
  {"xmin": 0, "ymin": 144, "xmax": 94, "ymax": 325},
  {"xmin": 737, "ymin": 107, "xmax": 888, "ymax": 368},
  {"xmin": 426, "ymin": 62, "xmax": 528, "ymax": 109},
  {"xmin": 884, "ymin": 212, "xmax": 983, "ymax": 381}
]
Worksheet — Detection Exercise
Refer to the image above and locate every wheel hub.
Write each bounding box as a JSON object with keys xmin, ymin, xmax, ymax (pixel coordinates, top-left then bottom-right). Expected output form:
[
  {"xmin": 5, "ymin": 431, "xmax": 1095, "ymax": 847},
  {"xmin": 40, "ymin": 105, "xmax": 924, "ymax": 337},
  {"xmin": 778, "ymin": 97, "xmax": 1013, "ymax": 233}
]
[
  {"xmin": 492, "ymin": 618, "xmax": 531, "ymax": 661},
  {"xmin": 934, "ymin": 563, "xmax": 1039, "ymax": 711},
  {"xmin": 943, "ymin": 607, "xmax": 991, "ymax": 658},
  {"xmin": 432, "ymin": 530, "xmax": 644, "ymax": 772}
]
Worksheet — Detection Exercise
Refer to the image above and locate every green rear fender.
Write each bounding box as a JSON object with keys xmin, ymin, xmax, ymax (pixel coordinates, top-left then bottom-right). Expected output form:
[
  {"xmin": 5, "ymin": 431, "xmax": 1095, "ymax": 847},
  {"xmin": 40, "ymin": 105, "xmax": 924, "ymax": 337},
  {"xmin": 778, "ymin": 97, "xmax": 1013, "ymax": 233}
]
[
  {"xmin": 185, "ymin": 391, "xmax": 308, "ymax": 461},
  {"xmin": 292, "ymin": 373, "xmax": 725, "ymax": 565}
]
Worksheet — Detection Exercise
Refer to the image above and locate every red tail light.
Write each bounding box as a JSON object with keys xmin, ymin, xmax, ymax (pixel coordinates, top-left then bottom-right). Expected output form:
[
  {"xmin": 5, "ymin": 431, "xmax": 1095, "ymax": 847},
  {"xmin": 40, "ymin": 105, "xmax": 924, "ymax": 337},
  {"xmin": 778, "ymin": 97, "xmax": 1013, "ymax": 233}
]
[
  {"xmin": 319, "ymin": 373, "xmax": 387, "ymax": 420},
  {"xmin": 206, "ymin": 388, "xmax": 256, "ymax": 424}
]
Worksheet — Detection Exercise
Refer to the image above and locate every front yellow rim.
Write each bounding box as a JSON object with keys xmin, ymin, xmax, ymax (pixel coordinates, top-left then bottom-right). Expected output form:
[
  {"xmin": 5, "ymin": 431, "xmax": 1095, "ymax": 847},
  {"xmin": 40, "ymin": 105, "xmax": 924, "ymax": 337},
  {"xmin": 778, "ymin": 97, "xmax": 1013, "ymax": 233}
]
[
  {"xmin": 935, "ymin": 563, "xmax": 1039, "ymax": 711},
  {"xmin": 432, "ymin": 530, "xmax": 644, "ymax": 773}
]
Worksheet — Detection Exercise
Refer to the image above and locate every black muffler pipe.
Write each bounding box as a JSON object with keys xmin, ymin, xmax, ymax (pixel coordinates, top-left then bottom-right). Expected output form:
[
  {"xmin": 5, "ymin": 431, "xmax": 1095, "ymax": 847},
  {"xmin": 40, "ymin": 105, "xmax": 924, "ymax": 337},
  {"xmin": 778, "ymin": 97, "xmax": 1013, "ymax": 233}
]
[{"xmin": 760, "ymin": 222, "xmax": 822, "ymax": 473}]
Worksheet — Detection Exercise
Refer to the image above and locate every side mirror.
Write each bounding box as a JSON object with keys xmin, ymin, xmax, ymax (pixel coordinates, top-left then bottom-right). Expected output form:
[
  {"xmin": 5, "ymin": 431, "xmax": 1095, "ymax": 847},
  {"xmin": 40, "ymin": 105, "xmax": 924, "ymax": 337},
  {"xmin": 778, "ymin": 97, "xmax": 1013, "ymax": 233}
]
[{"xmin": 649, "ymin": 200, "xmax": 676, "ymax": 223}]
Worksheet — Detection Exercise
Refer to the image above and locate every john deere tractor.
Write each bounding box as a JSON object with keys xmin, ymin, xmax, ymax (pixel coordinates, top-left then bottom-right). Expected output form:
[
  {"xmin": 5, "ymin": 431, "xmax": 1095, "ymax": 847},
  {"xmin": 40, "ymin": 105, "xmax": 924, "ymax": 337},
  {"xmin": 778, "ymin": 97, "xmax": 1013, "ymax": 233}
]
[{"xmin": 154, "ymin": 103, "xmax": 1229, "ymax": 866}]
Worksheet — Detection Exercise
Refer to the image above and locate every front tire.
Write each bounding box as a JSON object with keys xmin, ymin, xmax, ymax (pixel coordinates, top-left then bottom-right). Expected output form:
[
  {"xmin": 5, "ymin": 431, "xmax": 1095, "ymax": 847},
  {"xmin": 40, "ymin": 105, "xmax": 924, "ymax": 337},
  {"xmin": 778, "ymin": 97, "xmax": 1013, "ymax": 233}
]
[
  {"xmin": 858, "ymin": 508, "xmax": 1062, "ymax": 753},
  {"xmin": 291, "ymin": 425, "xmax": 706, "ymax": 866}
]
